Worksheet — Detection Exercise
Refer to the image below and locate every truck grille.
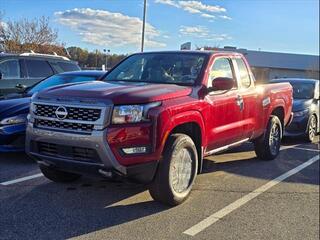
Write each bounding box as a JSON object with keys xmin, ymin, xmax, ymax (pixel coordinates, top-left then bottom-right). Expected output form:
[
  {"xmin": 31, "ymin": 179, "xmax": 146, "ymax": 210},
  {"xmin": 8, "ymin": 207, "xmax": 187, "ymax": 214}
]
[
  {"xmin": 37, "ymin": 142, "xmax": 100, "ymax": 163},
  {"xmin": 35, "ymin": 119, "xmax": 94, "ymax": 132},
  {"xmin": 35, "ymin": 104, "xmax": 101, "ymax": 121}
]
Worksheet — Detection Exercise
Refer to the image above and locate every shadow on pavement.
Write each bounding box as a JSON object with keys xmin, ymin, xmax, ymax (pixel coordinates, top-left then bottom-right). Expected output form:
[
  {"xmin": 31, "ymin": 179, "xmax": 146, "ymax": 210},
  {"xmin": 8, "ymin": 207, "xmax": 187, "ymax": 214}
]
[
  {"xmin": 201, "ymin": 136, "xmax": 319, "ymax": 186},
  {"xmin": 1, "ymin": 177, "xmax": 169, "ymax": 239}
]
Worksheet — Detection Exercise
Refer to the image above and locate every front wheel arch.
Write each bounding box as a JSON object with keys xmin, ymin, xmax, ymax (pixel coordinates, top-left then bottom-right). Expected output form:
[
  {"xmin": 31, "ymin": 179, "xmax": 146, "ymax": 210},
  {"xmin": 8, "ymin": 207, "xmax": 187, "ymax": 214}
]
[{"xmin": 169, "ymin": 122, "xmax": 203, "ymax": 174}]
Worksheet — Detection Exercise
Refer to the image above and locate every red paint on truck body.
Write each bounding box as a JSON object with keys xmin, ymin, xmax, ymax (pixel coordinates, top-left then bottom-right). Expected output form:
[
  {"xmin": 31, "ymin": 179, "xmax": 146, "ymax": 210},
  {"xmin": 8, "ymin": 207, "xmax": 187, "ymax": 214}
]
[{"xmin": 38, "ymin": 51, "xmax": 292, "ymax": 167}]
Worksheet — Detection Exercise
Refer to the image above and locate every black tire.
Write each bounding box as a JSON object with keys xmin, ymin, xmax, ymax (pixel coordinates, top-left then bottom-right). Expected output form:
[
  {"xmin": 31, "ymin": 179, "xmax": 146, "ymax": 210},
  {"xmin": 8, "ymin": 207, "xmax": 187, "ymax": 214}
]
[
  {"xmin": 39, "ymin": 165, "xmax": 81, "ymax": 183},
  {"xmin": 305, "ymin": 114, "xmax": 317, "ymax": 142},
  {"xmin": 254, "ymin": 115, "xmax": 282, "ymax": 160},
  {"xmin": 149, "ymin": 134, "xmax": 198, "ymax": 206}
]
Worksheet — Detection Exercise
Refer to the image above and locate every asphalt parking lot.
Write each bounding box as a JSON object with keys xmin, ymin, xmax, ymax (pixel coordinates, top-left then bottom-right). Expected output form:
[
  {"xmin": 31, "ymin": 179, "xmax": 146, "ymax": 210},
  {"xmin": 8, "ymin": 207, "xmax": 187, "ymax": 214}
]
[{"xmin": 0, "ymin": 136, "xmax": 319, "ymax": 240}]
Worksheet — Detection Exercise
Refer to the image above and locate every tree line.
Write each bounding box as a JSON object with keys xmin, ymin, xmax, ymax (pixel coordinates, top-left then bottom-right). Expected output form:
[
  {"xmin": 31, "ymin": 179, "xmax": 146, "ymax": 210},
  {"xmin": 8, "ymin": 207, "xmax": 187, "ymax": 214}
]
[
  {"xmin": 0, "ymin": 13, "xmax": 127, "ymax": 69},
  {"xmin": 66, "ymin": 47, "xmax": 127, "ymax": 69}
]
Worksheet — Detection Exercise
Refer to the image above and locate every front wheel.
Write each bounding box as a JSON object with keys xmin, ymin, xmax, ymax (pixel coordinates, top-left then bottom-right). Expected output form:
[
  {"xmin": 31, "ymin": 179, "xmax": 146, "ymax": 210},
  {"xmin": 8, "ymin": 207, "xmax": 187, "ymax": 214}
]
[
  {"xmin": 254, "ymin": 115, "xmax": 282, "ymax": 160},
  {"xmin": 149, "ymin": 134, "xmax": 198, "ymax": 206}
]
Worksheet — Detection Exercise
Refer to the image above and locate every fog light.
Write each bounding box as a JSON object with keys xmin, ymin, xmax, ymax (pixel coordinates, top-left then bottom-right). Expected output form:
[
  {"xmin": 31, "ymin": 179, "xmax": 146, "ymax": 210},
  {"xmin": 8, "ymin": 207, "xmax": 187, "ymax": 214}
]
[{"xmin": 122, "ymin": 147, "xmax": 147, "ymax": 154}]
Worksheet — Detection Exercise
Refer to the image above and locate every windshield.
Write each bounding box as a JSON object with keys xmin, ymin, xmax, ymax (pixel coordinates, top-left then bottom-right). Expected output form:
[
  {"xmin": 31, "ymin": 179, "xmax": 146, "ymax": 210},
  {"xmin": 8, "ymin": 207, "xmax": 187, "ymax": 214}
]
[
  {"xmin": 104, "ymin": 53, "xmax": 206, "ymax": 85},
  {"xmin": 28, "ymin": 74, "xmax": 99, "ymax": 94},
  {"xmin": 289, "ymin": 82, "xmax": 315, "ymax": 99}
]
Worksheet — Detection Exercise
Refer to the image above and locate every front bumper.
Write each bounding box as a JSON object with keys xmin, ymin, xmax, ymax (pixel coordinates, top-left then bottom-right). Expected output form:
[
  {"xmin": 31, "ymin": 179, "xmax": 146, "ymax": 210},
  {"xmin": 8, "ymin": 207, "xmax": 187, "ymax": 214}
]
[
  {"xmin": 26, "ymin": 124, "xmax": 158, "ymax": 183},
  {"xmin": 0, "ymin": 123, "xmax": 26, "ymax": 152}
]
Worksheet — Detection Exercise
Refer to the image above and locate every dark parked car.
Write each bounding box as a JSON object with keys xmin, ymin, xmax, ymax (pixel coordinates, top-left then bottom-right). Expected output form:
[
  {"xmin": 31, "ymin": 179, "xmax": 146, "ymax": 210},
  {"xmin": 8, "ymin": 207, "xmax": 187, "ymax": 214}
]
[
  {"xmin": 0, "ymin": 52, "xmax": 81, "ymax": 96},
  {"xmin": 0, "ymin": 71, "xmax": 106, "ymax": 152},
  {"xmin": 270, "ymin": 78, "xmax": 320, "ymax": 142}
]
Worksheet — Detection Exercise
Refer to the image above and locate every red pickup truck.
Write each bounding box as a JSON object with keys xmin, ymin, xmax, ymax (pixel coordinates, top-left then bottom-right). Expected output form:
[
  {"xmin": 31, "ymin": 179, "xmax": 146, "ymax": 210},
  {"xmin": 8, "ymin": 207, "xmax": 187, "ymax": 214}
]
[{"xmin": 26, "ymin": 51, "xmax": 293, "ymax": 205}]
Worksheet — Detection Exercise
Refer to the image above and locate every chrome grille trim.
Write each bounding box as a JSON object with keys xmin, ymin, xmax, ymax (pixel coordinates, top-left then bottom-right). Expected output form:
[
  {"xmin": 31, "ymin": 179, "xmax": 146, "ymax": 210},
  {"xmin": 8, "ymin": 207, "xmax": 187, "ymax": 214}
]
[
  {"xmin": 30, "ymin": 100, "xmax": 112, "ymax": 133},
  {"xmin": 35, "ymin": 119, "xmax": 94, "ymax": 133},
  {"xmin": 34, "ymin": 104, "xmax": 102, "ymax": 121}
]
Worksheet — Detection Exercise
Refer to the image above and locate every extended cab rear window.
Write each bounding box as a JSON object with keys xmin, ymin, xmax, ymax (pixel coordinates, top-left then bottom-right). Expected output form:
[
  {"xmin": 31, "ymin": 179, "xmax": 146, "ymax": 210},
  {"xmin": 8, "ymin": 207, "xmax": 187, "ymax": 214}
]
[{"xmin": 235, "ymin": 58, "xmax": 251, "ymax": 88}]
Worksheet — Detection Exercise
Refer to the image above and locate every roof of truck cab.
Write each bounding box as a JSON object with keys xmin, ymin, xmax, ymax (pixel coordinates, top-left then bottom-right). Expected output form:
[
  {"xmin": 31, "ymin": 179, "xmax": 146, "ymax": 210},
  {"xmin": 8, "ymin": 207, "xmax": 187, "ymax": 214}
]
[{"xmin": 134, "ymin": 50, "xmax": 244, "ymax": 57}]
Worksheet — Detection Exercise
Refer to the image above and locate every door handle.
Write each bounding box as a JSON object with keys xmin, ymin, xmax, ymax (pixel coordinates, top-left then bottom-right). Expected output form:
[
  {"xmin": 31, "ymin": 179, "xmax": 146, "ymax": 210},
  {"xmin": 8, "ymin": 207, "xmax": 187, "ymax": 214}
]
[{"xmin": 236, "ymin": 95, "xmax": 244, "ymax": 111}]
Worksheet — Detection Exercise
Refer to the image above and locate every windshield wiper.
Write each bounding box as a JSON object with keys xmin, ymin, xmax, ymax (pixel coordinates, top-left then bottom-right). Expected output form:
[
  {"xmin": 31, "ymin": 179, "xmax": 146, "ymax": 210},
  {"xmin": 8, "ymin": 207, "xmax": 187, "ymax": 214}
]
[{"xmin": 104, "ymin": 79, "xmax": 194, "ymax": 86}]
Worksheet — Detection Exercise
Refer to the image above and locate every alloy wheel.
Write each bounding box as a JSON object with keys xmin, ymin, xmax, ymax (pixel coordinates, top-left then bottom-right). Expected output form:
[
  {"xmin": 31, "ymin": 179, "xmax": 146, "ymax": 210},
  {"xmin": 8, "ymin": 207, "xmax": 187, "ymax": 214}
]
[
  {"xmin": 308, "ymin": 116, "xmax": 317, "ymax": 142},
  {"xmin": 170, "ymin": 148, "xmax": 193, "ymax": 194},
  {"xmin": 269, "ymin": 123, "xmax": 280, "ymax": 155}
]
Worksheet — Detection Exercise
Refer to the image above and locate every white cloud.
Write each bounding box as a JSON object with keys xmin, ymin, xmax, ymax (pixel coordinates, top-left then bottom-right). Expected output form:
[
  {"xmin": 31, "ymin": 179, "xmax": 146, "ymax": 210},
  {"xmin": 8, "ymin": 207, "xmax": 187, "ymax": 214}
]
[
  {"xmin": 154, "ymin": 0, "xmax": 179, "ymax": 8},
  {"xmin": 155, "ymin": 0, "xmax": 231, "ymax": 20},
  {"xmin": 219, "ymin": 15, "xmax": 232, "ymax": 20},
  {"xmin": 55, "ymin": 8, "xmax": 166, "ymax": 48},
  {"xmin": 179, "ymin": 25, "xmax": 231, "ymax": 41},
  {"xmin": 178, "ymin": 1, "xmax": 226, "ymax": 13},
  {"xmin": 183, "ymin": 6, "xmax": 202, "ymax": 14},
  {"xmin": 201, "ymin": 13, "xmax": 216, "ymax": 19}
]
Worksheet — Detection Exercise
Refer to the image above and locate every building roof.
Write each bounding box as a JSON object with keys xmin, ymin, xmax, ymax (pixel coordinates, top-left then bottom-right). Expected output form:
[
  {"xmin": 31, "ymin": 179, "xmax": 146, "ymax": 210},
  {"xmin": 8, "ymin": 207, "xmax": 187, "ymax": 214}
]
[{"xmin": 216, "ymin": 47, "xmax": 319, "ymax": 71}]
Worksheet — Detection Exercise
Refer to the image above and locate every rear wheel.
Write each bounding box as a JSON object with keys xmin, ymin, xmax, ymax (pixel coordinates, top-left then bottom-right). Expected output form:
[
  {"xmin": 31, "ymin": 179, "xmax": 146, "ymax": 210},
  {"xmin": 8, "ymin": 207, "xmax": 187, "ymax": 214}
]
[
  {"xmin": 149, "ymin": 134, "xmax": 198, "ymax": 206},
  {"xmin": 254, "ymin": 115, "xmax": 282, "ymax": 160},
  {"xmin": 306, "ymin": 115, "xmax": 317, "ymax": 142},
  {"xmin": 39, "ymin": 165, "xmax": 81, "ymax": 183}
]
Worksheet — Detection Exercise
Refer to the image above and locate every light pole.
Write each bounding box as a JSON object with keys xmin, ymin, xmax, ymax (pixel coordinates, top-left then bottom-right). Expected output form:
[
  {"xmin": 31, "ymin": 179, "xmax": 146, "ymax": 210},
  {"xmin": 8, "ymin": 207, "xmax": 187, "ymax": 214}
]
[
  {"xmin": 141, "ymin": 0, "xmax": 147, "ymax": 52},
  {"xmin": 103, "ymin": 49, "xmax": 110, "ymax": 70}
]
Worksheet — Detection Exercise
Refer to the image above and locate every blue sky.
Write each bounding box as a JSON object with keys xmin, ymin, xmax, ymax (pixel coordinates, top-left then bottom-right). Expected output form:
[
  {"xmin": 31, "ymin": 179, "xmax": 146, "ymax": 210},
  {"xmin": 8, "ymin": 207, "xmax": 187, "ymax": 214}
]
[{"xmin": 1, "ymin": 0, "xmax": 319, "ymax": 55}]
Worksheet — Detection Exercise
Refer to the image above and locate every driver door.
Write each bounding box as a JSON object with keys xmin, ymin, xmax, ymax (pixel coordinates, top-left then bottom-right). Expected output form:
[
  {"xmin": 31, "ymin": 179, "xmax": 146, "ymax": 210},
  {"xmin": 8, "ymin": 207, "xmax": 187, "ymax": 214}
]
[{"xmin": 205, "ymin": 57, "xmax": 244, "ymax": 152}]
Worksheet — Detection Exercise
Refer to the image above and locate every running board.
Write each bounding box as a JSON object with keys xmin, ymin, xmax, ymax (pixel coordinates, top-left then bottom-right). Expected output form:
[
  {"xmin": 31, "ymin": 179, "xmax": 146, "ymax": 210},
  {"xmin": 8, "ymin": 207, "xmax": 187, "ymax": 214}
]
[{"xmin": 204, "ymin": 138, "xmax": 250, "ymax": 156}]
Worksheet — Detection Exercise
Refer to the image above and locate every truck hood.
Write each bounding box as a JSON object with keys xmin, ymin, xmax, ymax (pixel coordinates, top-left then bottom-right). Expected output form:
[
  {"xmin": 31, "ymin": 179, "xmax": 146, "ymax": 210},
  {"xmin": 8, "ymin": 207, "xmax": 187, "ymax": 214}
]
[
  {"xmin": 292, "ymin": 99, "xmax": 313, "ymax": 112},
  {"xmin": 36, "ymin": 81, "xmax": 192, "ymax": 104},
  {"xmin": 0, "ymin": 97, "xmax": 30, "ymax": 120}
]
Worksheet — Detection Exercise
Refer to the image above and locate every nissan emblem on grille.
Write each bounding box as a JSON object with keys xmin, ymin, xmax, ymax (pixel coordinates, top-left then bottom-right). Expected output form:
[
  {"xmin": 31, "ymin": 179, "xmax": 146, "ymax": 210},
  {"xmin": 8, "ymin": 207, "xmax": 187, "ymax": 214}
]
[{"xmin": 55, "ymin": 106, "xmax": 68, "ymax": 120}]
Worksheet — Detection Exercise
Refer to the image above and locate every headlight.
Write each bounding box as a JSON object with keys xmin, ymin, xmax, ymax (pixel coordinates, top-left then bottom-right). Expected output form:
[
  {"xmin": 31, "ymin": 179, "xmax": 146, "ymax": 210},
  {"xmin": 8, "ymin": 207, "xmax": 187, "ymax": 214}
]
[
  {"xmin": 293, "ymin": 109, "xmax": 309, "ymax": 117},
  {"xmin": 112, "ymin": 102, "xmax": 161, "ymax": 124},
  {"xmin": 0, "ymin": 114, "xmax": 27, "ymax": 126}
]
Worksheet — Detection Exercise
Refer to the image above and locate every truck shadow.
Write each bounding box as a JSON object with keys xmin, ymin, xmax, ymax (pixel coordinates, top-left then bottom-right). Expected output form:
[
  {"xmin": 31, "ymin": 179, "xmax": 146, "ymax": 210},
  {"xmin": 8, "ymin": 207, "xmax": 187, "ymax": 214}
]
[
  {"xmin": 201, "ymin": 137, "xmax": 319, "ymax": 186},
  {"xmin": 1, "ymin": 178, "xmax": 169, "ymax": 239}
]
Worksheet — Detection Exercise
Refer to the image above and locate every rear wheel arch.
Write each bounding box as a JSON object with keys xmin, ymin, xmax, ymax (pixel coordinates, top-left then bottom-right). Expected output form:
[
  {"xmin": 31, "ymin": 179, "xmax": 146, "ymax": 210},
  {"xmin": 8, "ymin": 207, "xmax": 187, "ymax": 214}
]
[{"xmin": 271, "ymin": 106, "xmax": 285, "ymax": 135}]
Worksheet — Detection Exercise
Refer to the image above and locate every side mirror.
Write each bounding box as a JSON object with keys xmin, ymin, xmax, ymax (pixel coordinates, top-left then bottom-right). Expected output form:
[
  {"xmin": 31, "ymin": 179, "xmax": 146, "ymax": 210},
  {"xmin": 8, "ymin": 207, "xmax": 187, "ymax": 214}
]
[
  {"xmin": 211, "ymin": 77, "xmax": 235, "ymax": 91},
  {"xmin": 15, "ymin": 83, "xmax": 27, "ymax": 90}
]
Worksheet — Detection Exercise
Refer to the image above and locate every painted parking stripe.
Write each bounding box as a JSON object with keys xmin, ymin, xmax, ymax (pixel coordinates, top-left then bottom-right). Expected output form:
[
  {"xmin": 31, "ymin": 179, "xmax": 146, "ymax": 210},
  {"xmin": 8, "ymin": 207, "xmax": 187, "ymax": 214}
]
[
  {"xmin": 292, "ymin": 147, "xmax": 320, "ymax": 152},
  {"xmin": 0, "ymin": 173, "xmax": 43, "ymax": 186},
  {"xmin": 183, "ymin": 155, "xmax": 320, "ymax": 236},
  {"xmin": 280, "ymin": 145, "xmax": 300, "ymax": 150}
]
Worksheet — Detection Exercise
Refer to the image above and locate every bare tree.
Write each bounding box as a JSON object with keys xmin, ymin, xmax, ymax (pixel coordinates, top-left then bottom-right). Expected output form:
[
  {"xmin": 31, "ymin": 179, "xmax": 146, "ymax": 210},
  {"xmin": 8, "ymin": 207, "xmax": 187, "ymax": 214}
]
[
  {"xmin": 0, "ymin": 11, "xmax": 5, "ymax": 51},
  {"xmin": 0, "ymin": 14, "xmax": 65, "ymax": 55}
]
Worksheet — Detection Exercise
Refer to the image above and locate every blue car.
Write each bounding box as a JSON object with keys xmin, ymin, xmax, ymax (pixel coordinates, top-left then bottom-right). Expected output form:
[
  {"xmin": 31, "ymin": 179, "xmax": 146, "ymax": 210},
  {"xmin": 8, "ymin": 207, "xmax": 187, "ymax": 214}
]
[
  {"xmin": 270, "ymin": 78, "xmax": 320, "ymax": 142},
  {"xmin": 0, "ymin": 71, "xmax": 106, "ymax": 152}
]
